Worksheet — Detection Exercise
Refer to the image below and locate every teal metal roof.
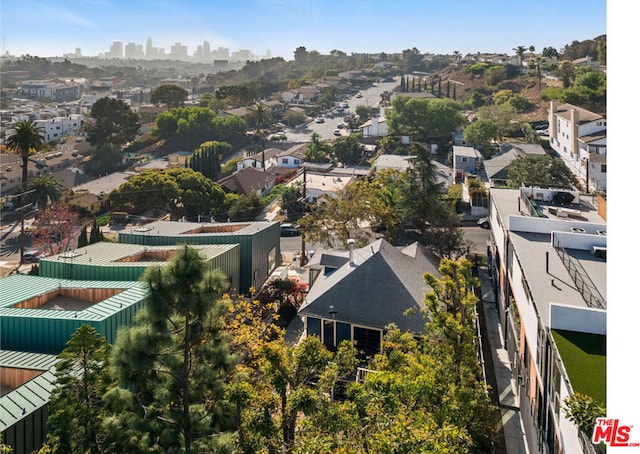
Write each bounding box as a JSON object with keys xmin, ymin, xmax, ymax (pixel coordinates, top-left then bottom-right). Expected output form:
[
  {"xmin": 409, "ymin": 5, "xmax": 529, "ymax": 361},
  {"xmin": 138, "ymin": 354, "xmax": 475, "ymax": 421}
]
[
  {"xmin": 0, "ymin": 274, "xmax": 147, "ymax": 322},
  {"xmin": 0, "ymin": 350, "xmax": 59, "ymax": 432},
  {"xmin": 39, "ymin": 243, "xmax": 238, "ymax": 267},
  {"xmin": 118, "ymin": 220, "xmax": 278, "ymax": 238}
]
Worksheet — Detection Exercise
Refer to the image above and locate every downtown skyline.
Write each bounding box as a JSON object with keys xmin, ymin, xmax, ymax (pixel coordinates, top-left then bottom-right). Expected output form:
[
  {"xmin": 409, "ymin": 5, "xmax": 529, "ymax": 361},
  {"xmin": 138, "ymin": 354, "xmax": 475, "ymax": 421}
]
[{"xmin": 2, "ymin": 0, "xmax": 607, "ymax": 61}]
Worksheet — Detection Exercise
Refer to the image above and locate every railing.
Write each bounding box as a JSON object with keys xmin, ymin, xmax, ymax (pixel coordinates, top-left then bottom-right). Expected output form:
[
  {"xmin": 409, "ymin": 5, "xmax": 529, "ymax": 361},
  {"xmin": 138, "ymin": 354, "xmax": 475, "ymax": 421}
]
[
  {"xmin": 553, "ymin": 239, "xmax": 606, "ymax": 310},
  {"xmin": 474, "ymin": 302, "xmax": 489, "ymax": 394}
]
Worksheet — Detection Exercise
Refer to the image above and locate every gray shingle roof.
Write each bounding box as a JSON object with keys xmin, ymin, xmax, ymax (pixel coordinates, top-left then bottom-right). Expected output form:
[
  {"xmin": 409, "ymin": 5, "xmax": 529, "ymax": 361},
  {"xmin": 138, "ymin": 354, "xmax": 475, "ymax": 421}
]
[{"xmin": 299, "ymin": 239, "xmax": 441, "ymax": 334}]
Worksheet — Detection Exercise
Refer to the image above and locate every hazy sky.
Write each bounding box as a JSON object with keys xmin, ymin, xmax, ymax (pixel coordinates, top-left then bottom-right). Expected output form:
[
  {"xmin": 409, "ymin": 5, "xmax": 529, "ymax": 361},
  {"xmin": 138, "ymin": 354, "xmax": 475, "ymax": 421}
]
[{"xmin": 1, "ymin": 0, "xmax": 606, "ymax": 59}]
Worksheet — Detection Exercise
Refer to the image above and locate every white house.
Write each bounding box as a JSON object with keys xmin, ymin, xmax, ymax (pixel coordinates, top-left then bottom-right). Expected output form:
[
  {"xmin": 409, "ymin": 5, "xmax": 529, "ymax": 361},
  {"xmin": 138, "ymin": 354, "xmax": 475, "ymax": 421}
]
[
  {"xmin": 34, "ymin": 115, "xmax": 85, "ymax": 142},
  {"xmin": 236, "ymin": 148, "xmax": 282, "ymax": 172},
  {"xmin": 360, "ymin": 116, "xmax": 387, "ymax": 138},
  {"xmin": 276, "ymin": 144, "xmax": 306, "ymax": 168},
  {"xmin": 548, "ymin": 101, "xmax": 606, "ymax": 191}
]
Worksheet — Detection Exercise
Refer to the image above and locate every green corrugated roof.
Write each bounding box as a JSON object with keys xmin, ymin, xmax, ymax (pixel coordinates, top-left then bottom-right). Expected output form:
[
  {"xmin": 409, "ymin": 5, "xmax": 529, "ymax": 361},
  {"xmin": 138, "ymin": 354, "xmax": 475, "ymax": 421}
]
[
  {"xmin": 0, "ymin": 274, "xmax": 147, "ymax": 321},
  {"xmin": 119, "ymin": 220, "xmax": 278, "ymax": 238},
  {"xmin": 39, "ymin": 243, "xmax": 238, "ymax": 267},
  {"xmin": 0, "ymin": 350, "xmax": 59, "ymax": 432}
]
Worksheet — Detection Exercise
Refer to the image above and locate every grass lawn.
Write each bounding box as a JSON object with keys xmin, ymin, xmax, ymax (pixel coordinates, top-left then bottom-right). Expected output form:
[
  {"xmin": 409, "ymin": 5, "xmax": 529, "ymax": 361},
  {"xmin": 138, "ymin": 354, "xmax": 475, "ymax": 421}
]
[{"xmin": 551, "ymin": 329, "xmax": 606, "ymax": 406}]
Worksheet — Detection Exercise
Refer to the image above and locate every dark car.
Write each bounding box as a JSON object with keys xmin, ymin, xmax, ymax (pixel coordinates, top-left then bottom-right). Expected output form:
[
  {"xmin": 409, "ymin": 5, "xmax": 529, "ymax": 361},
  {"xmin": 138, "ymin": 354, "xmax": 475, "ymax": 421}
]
[
  {"xmin": 552, "ymin": 191, "xmax": 575, "ymax": 205},
  {"xmin": 280, "ymin": 223, "xmax": 301, "ymax": 236},
  {"xmin": 477, "ymin": 217, "xmax": 490, "ymax": 229}
]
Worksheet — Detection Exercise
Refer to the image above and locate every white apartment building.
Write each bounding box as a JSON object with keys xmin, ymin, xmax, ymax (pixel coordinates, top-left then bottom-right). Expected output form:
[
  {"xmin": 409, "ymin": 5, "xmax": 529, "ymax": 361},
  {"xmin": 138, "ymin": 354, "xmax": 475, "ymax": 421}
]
[
  {"xmin": 487, "ymin": 186, "xmax": 606, "ymax": 454},
  {"xmin": 547, "ymin": 101, "xmax": 607, "ymax": 192},
  {"xmin": 19, "ymin": 80, "xmax": 82, "ymax": 102},
  {"xmin": 34, "ymin": 115, "xmax": 84, "ymax": 142}
]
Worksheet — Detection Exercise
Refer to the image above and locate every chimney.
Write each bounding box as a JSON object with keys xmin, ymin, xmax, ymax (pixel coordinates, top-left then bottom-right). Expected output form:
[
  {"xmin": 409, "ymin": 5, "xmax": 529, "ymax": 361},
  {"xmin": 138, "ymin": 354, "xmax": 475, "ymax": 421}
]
[{"xmin": 348, "ymin": 239, "xmax": 356, "ymax": 265}]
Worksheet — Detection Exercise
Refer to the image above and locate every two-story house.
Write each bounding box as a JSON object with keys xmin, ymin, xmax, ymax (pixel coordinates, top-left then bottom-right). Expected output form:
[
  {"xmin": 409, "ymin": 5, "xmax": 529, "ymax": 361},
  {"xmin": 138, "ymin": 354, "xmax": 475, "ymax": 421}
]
[{"xmin": 548, "ymin": 101, "xmax": 606, "ymax": 192}]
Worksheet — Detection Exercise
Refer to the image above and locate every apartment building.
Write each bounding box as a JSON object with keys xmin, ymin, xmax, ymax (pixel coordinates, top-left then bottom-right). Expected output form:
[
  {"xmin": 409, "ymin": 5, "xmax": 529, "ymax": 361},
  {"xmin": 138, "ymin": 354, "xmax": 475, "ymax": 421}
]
[{"xmin": 486, "ymin": 186, "xmax": 606, "ymax": 454}]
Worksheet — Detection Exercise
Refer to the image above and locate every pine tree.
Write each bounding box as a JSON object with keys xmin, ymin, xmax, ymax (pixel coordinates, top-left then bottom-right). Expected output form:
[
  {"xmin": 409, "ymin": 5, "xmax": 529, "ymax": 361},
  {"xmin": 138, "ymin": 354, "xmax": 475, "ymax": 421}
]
[
  {"xmin": 446, "ymin": 81, "xmax": 450, "ymax": 98},
  {"xmin": 77, "ymin": 225, "xmax": 88, "ymax": 248},
  {"xmin": 104, "ymin": 245, "xmax": 238, "ymax": 453},
  {"xmin": 453, "ymin": 84, "xmax": 457, "ymax": 100},
  {"xmin": 438, "ymin": 79, "xmax": 442, "ymax": 97},
  {"xmin": 400, "ymin": 75, "xmax": 406, "ymax": 92},
  {"xmin": 46, "ymin": 325, "xmax": 112, "ymax": 454}
]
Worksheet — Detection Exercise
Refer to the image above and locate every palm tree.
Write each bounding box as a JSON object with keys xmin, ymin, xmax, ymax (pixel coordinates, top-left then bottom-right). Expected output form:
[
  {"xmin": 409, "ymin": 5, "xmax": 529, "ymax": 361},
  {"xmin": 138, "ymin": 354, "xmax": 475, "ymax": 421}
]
[
  {"xmin": 513, "ymin": 46, "xmax": 527, "ymax": 67},
  {"xmin": 247, "ymin": 102, "xmax": 272, "ymax": 130},
  {"xmin": 25, "ymin": 175, "xmax": 63, "ymax": 211},
  {"xmin": 5, "ymin": 120, "xmax": 45, "ymax": 186}
]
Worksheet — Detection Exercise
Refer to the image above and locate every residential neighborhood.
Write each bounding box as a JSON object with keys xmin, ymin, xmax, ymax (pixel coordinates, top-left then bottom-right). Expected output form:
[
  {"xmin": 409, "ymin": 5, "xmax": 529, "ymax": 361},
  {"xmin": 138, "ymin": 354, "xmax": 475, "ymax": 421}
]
[{"xmin": 0, "ymin": 25, "xmax": 617, "ymax": 454}]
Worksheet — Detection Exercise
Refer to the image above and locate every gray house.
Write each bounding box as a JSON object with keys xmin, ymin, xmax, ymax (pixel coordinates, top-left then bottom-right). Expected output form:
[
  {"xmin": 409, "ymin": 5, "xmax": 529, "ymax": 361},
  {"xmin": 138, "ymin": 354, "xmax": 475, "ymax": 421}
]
[{"xmin": 297, "ymin": 238, "xmax": 441, "ymax": 358}]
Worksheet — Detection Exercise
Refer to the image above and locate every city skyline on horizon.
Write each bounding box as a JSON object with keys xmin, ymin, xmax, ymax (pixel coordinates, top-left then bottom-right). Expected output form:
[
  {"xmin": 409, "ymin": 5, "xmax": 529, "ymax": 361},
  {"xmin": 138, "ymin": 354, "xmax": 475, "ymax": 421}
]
[{"xmin": 1, "ymin": 0, "xmax": 607, "ymax": 62}]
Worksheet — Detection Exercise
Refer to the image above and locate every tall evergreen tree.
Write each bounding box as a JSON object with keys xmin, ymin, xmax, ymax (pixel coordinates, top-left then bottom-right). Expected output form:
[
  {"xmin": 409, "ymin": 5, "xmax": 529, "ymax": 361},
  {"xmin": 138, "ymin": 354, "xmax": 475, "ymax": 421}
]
[
  {"xmin": 447, "ymin": 81, "xmax": 451, "ymax": 98},
  {"xmin": 77, "ymin": 224, "xmax": 89, "ymax": 248},
  {"xmin": 89, "ymin": 218, "xmax": 103, "ymax": 244},
  {"xmin": 104, "ymin": 246, "xmax": 238, "ymax": 453},
  {"xmin": 46, "ymin": 325, "xmax": 112, "ymax": 454}
]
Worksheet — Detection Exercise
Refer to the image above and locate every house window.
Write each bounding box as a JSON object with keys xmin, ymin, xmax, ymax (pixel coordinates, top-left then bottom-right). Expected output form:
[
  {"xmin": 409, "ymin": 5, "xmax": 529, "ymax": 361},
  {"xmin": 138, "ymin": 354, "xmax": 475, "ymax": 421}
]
[
  {"xmin": 353, "ymin": 326, "xmax": 381, "ymax": 357},
  {"xmin": 282, "ymin": 158, "xmax": 289, "ymax": 164},
  {"xmin": 461, "ymin": 157, "xmax": 468, "ymax": 163},
  {"xmin": 307, "ymin": 317, "xmax": 321, "ymax": 338},
  {"xmin": 294, "ymin": 159, "xmax": 300, "ymax": 165},
  {"xmin": 601, "ymin": 164, "xmax": 606, "ymax": 173},
  {"xmin": 323, "ymin": 320, "xmax": 336, "ymax": 350}
]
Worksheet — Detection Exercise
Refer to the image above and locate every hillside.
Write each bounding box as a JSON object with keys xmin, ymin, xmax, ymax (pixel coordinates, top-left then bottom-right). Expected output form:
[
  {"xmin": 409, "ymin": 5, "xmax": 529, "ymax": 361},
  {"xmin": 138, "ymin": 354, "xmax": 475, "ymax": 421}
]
[{"xmin": 432, "ymin": 64, "xmax": 565, "ymax": 122}]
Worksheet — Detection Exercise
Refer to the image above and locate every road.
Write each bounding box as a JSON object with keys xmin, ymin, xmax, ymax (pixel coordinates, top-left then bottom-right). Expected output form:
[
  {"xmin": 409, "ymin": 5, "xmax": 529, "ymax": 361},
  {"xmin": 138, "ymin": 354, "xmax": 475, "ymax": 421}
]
[{"xmin": 282, "ymin": 77, "xmax": 399, "ymax": 143}]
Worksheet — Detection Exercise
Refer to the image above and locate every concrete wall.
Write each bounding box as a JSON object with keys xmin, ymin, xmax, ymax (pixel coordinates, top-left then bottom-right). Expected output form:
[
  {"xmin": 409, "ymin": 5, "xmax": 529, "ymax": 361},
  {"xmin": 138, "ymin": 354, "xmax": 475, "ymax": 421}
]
[{"xmin": 549, "ymin": 304, "xmax": 606, "ymax": 335}]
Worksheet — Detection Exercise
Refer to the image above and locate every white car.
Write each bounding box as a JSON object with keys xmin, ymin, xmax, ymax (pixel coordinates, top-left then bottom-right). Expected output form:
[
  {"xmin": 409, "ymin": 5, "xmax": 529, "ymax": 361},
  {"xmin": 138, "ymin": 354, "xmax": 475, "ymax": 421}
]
[
  {"xmin": 315, "ymin": 117, "xmax": 325, "ymax": 124},
  {"xmin": 333, "ymin": 129, "xmax": 341, "ymax": 136}
]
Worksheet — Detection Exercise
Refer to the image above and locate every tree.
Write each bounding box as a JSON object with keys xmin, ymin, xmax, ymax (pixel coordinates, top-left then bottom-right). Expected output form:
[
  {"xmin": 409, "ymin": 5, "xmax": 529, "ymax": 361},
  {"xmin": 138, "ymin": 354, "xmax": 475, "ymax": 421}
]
[
  {"xmin": 108, "ymin": 170, "xmax": 179, "ymax": 215},
  {"xmin": 304, "ymin": 133, "xmax": 330, "ymax": 163},
  {"xmin": 247, "ymin": 103, "xmax": 273, "ymax": 130},
  {"xmin": 513, "ymin": 45, "xmax": 527, "ymax": 66},
  {"xmin": 293, "ymin": 46, "xmax": 308, "ymax": 64},
  {"xmin": 542, "ymin": 46, "xmax": 559, "ymax": 58},
  {"xmin": 563, "ymin": 392, "xmax": 605, "ymax": 438},
  {"xmin": 228, "ymin": 193, "xmax": 265, "ymax": 221},
  {"xmin": 386, "ymin": 96, "xmax": 465, "ymax": 143},
  {"xmin": 25, "ymin": 175, "xmax": 63, "ymax": 211},
  {"xmin": 188, "ymin": 141, "xmax": 230, "ymax": 181},
  {"xmin": 355, "ymin": 105, "xmax": 369, "ymax": 124},
  {"xmin": 283, "ymin": 109, "xmax": 306, "ymax": 127},
  {"xmin": 87, "ymin": 97, "xmax": 140, "ymax": 149},
  {"xmin": 331, "ymin": 134, "xmax": 365, "ymax": 165},
  {"xmin": 31, "ymin": 203, "xmax": 79, "ymax": 256},
  {"xmin": 104, "ymin": 246, "xmax": 238, "ymax": 453},
  {"xmin": 86, "ymin": 143, "xmax": 124, "ymax": 176},
  {"xmin": 46, "ymin": 325, "xmax": 112, "ymax": 454},
  {"xmin": 77, "ymin": 224, "xmax": 89, "ymax": 248},
  {"xmin": 476, "ymin": 104, "xmax": 516, "ymax": 141},
  {"xmin": 5, "ymin": 119, "xmax": 45, "ymax": 185},
  {"xmin": 167, "ymin": 167, "xmax": 226, "ymax": 218},
  {"xmin": 507, "ymin": 154, "xmax": 578, "ymax": 188},
  {"xmin": 150, "ymin": 84, "xmax": 189, "ymax": 108},
  {"xmin": 463, "ymin": 119, "xmax": 499, "ymax": 152},
  {"xmin": 89, "ymin": 218, "xmax": 103, "ymax": 244}
]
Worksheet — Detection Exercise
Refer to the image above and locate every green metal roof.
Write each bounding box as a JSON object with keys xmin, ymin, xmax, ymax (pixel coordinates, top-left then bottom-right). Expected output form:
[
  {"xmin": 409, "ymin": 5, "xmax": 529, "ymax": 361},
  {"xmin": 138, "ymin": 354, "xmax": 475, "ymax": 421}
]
[
  {"xmin": 39, "ymin": 243, "xmax": 238, "ymax": 267},
  {"xmin": 118, "ymin": 220, "xmax": 278, "ymax": 239},
  {"xmin": 0, "ymin": 274, "xmax": 147, "ymax": 322},
  {"xmin": 0, "ymin": 350, "xmax": 59, "ymax": 432}
]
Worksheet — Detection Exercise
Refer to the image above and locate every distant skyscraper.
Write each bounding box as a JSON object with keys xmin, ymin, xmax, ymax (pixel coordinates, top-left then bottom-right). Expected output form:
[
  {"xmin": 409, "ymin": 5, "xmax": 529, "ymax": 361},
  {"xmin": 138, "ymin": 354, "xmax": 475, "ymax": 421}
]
[
  {"xmin": 170, "ymin": 42, "xmax": 189, "ymax": 61},
  {"xmin": 203, "ymin": 41, "xmax": 211, "ymax": 60},
  {"xmin": 125, "ymin": 42, "xmax": 137, "ymax": 59},
  {"xmin": 75, "ymin": 48, "xmax": 82, "ymax": 58},
  {"xmin": 265, "ymin": 49, "xmax": 272, "ymax": 59},
  {"xmin": 146, "ymin": 37, "xmax": 153, "ymax": 59},
  {"xmin": 109, "ymin": 41, "xmax": 123, "ymax": 59}
]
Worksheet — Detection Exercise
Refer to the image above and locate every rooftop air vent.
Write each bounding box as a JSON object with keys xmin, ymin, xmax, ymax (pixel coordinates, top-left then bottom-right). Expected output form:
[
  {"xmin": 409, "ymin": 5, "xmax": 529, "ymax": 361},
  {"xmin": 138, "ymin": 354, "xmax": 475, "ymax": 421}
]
[
  {"xmin": 596, "ymin": 230, "xmax": 606, "ymax": 236},
  {"xmin": 571, "ymin": 227, "xmax": 586, "ymax": 234},
  {"xmin": 591, "ymin": 246, "xmax": 606, "ymax": 260}
]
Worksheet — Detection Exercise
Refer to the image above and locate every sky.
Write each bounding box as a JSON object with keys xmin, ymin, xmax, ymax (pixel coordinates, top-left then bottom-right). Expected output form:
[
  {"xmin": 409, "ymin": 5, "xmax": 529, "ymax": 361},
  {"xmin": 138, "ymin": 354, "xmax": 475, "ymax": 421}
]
[{"xmin": 1, "ymin": 0, "xmax": 607, "ymax": 60}]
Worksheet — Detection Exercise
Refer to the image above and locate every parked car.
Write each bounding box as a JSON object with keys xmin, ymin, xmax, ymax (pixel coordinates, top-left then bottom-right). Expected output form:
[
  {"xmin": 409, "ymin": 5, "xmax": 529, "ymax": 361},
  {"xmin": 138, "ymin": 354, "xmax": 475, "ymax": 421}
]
[
  {"xmin": 477, "ymin": 217, "xmax": 490, "ymax": 229},
  {"xmin": 333, "ymin": 129, "xmax": 341, "ymax": 136},
  {"xmin": 315, "ymin": 117, "xmax": 325, "ymax": 124},
  {"xmin": 552, "ymin": 191, "xmax": 575, "ymax": 205},
  {"xmin": 23, "ymin": 250, "xmax": 46, "ymax": 263},
  {"xmin": 280, "ymin": 223, "xmax": 301, "ymax": 236}
]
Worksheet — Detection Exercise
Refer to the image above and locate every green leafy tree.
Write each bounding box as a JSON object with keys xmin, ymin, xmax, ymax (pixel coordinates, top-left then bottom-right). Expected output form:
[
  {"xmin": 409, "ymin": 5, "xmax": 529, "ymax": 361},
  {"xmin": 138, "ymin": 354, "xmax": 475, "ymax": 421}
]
[
  {"xmin": 228, "ymin": 193, "xmax": 265, "ymax": 221},
  {"xmin": 283, "ymin": 109, "xmax": 306, "ymax": 127},
  {"xmin": 507, "ymin": 154, "xmax": 578, "ymax": 188},
  {"xmin": 355, "ymin": 105, "xmax": 369, "ymax": 124},
  {"xmin": 513, "ymin": 45, "xmax": 527, "ymax": 66},
  {"xmin": 387, "ymin": 96, "xmax": 465, "ymax": 142},
  {"xmin": 150, "ymin": 84, "xmax": 189, "ymax": 108},
  {"xmin": 87, "ymin": 97, "xmax": 140, "ymax": 149},
  {"xmin": 166, "ymin": 167, "xmax": 226, "ymax": 218},
  {"xmin": 5, "ymin": 119, "xmax": 45, "ymax": 185},
  {"xmin": 463, "ymin": 119, "xmax": 499, "ymax": 152},
  {"xmin": 109, "ymin": 170, "xmax": 179, "ymax": 214},
  {"xmin": 563, "ymin": 392, "xmax": 606, "ymax": 438},
  {"xmin": 476, "ymin": 104, "xmax": 516, "ymax": 141},
  {"xmin": 104, "ymin": 246, "xmax": 238, "ymax": 453},
  {"xmin": 86, "ymin": 143, "xmax": 124, "ymax": 176},
  {"xmin": 25, "ymin": 175, "xmax": 63, "ymax": 211},
  {"xmin": 276, "ymin": 182, "xmax": 306, "ymax": 221},
  {"xmin": 304, "ymin": 133, "xmax": 330, "ymax": 163},
  {"xmin": 46, "ymin": 325, "xmax": 112, "ymax": 454},
  {"xmin": 331, "ymin": 134, "xmax": 364, "ymax": 165},
  {"xmin": 294, "ymin": 46, "xmax": 308, "ymax": 64},
  {"xmin": 188, "ymin": 141, "xmax": 231, "ymax": 181}
]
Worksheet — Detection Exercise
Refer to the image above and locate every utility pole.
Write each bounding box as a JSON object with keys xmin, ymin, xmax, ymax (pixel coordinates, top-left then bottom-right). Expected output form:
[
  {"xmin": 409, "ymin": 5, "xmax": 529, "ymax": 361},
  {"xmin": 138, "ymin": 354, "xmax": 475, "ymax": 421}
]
[
  {"xmin": 13, "ymin": 189, "xmax": 36, "ymax": 265},
  {"xmin": 300, "ymin": 166, "xmax": 307, "ymax": 267}
]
